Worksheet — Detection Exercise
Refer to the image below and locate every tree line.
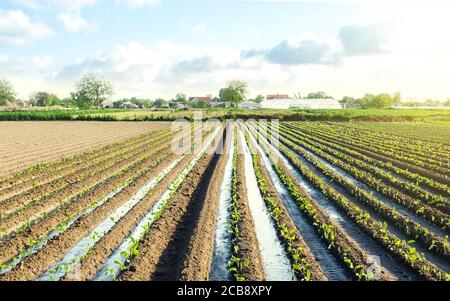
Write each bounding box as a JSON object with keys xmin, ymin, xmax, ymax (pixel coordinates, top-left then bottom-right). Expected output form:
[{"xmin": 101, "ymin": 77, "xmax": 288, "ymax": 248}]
[{"xmin": 1, "ymin": 75, "xmax": 450, "ymax": 110}]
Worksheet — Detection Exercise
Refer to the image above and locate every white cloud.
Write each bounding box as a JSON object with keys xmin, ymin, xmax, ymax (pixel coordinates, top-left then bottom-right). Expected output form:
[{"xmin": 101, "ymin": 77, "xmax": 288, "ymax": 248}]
[
  {"xmin": 51, "ymin": 38, "xmax": 450, "ymax": 100},
  {"xmin": 58, "ymin": 12, "xmax": 98, "ymax": 32},
  {"xmin": 242, "ymin": 39, "xmax": 337, "ymax": 65},
  {"xmin": 51, "ymin": 0, "xmax": 99, "ymax": 33},
  {"xmin": 52, "ymin": 0, "xmax": 98, "ymax": 10},
  {"xmin": 339, "ymin": 24, "xmax": 388, "ymax": 55},
  {"xmin": 241, "ymin": 25, "xmax": 389, "ymax": 66},
  {"xmin": 3, "ymin": 54, "xmax": 53, "ymax": 72},
  {"xmin": 12, "ymin": 0, "xmax": 42, "ymax": 9},
  {"xmin": 0, "ymin": 9, "xmax": 53, "ymax": 45},
  {"xmin": 114, "ymin": 0, "xmax": 160, "ymax": 8}
]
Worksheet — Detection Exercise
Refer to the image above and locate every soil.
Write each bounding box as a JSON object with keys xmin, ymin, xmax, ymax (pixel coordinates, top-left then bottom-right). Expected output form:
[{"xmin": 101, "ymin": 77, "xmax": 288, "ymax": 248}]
[
  {"xmin": 119, "ymin": 129, "xmax": 225, "ymax": 281},
  {"xmin": 234, "ymin": 153, "xmax": 266, "ymax": 281},
  {"xmin": 0, "ymin": 131, "xmax": 174, "ymax": 217},
  {"xmin": 179, "ymin": 129, "xmax": 229, "ymax": 280},
  {"xmin": 0, "ymin": 129, "xmax": 172, "ymax": 202},
  {"xmin": 255, "ymin": 153, "xmax": 328, "ymax": 281},
  {"xmin": 0, "ymin": 150, "xmax": 178, "ymax": 281},
  {"xmin": 0, "ymin": 121, "xmax": 169, "ymax": 176}
]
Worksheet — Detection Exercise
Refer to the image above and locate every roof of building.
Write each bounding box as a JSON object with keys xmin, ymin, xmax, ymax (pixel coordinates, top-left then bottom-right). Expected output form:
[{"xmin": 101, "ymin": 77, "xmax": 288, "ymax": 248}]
[
  {"xmin": 267, "ymin": 94, "xmax": 289, "ymax": 100},
  {"xmin": 189, "ymin": 96, "xmax": 211, "ymax": 101}
]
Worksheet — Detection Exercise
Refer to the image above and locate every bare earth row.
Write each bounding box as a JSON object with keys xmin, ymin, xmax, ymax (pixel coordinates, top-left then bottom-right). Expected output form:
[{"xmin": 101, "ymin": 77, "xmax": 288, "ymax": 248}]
[{"xmin": 0, "ymin": 121, "xmax": 448, "ymax": 281}]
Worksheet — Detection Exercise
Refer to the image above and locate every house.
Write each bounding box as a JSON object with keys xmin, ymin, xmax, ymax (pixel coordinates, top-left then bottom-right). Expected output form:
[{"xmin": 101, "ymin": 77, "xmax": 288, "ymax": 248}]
[
  {"xmin": 267, "ymin": 94, "xmax": 289, "ymax": 100},
  {"xmin": 101, "ymin": 100, "xmax": 114, "ymax": 109},
  {"xmin": 176, "ymin": 104, "xmax": 190, "ymax": 110},
  {"xmin": 238, "ymin": 101, "xmax": 260, "ymax": 109},
  {"xmin": 260, "ymin": 98, "xmax": 341, "ymax": 110},
  {"xmin": 189, "ymin": 96, "xmax": 211, "ymax": 103}
]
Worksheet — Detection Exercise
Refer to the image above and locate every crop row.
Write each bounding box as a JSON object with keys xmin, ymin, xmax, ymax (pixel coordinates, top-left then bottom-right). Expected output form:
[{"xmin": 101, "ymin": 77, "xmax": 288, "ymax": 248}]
[
  {"xmin": 338, "ymin": 122, "xmax": 450, "ymax": 147},
  {"xmin": 251, "ymin": 123, "xmax": 448, "ymax": 281},
  {"xmin": 0, "ymin": 135, "xmax": 177, "ymax": 240},
  {"xmin": 246, "ymin": 124, "xmax": 385, "ymax": 280},
  {"xmin": 0, "ymin": 125, "xmax": 212, "ymax": 278},
  {"xmin": 277, "ymin": 124, "xmax": 450, "ymax": 227},
  {"xmin": 0, "ymin": 130, "xmax": 176, "ymax": 219},
  {"xmin": 269, "ymin": 126, "xmax": 450, "ymax": 260},
  {"xmin": 0, "ymin": 127, "xmax": 196, "ymax": 250},
  {"xmin": 301, "ymin": 122, "xmax": 450, "ymax": 164},
  {"xmin": 329, "ymin": 122, "xmax": 450, "ymax": 157},
  {"xmin": 318, "ymin": 122, "xmax": 450, "ymax": 163},
  {"xmin": 285, "ymin": 123, "xmax": 450, "ymax": 188},
  {"xmin": 0, "ymin": 127, "xmax": 172, "ymax": 191},
  {"xmin": 0, "ymin": 151, "xmax": 174, "ymax": 275},
  {"xmin": 226, "ymin": 127, "xmax": 250, "ymax": 281},
  {"xmin": 289, "ymin": 122, "xmax": 449, "ymax": 176},
  {"xmin": 282, "ymin": 123, "xmax": 450, "ymax": 198},
  {"xmin": 279, "ymin": 124, "xmax": 449, "ymax": 213},
  {"xmin": 94, "ymin": 126, "xmax": 222, "ymax": 280},
  {"xmin": 244, "ymin": 130, "xmax": 327, "ymax": 281}
]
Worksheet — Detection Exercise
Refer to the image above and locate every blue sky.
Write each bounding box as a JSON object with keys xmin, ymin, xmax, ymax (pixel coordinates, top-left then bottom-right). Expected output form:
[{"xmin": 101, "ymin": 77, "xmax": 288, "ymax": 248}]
[{"xmin": 1, "ymin": 0, "xmax": 450, "ymax": 100}]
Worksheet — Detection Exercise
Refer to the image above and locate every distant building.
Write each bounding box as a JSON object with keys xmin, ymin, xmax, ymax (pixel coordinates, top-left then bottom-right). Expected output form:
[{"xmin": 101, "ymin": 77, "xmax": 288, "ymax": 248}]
[
  {"xmin": 101, "ymin": 100, "xmax": 114, "ymax": 108},
  {"xmin": 238, "ymin": 101, "xmax": 260, "ymax": 109},
  {"xmin": 211, "ymin": 101, "xmax": 227, "ymax": 108},
  {"xmin": 176, "ymin": 103, "xmax": 190, "ymax": 110},
  {"xmin": 267, "ymin": 94, "xmax": 289, "ymax": 100},
  {"xmin": 261, "ymin": 98, "xmax": 341, "ymax": 110},
  {"xmin": 122, "ymin": 101, "xmax": 139, "ymax": 109},
  {"xmin": 189, "ymin": 96, "xmax": 211, "ymax": 103}
]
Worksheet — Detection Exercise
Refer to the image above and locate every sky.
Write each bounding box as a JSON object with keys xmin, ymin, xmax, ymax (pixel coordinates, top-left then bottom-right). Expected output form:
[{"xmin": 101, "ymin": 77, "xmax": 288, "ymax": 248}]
[{"xmin": 0, "ymin": 0, "xmax": 450, "ymax": 101}]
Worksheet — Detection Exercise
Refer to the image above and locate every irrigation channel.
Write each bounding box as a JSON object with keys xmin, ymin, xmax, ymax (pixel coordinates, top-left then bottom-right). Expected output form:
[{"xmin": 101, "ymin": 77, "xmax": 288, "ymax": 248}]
[
  {"xmin": 245, "ymin": 124, "xmax": 350, "ymax": 281},
  {"xmin": 271, "ymin": 124, "xmax": 450, "ymax": 272},
  {"xmin": 238, "ymin": 127, "xmax": 295, "ymax": 281},
  {"xmin": 38, "ymin": 126, "xmax": 221, "ymax": 281},
  {"xmin": 0, "ymin": 120, "xmax": 448, "ymax": 281},
  {"xmin": 247, "ymin": 122, "xmax": 448, "ymax": 280},
  {"xmin": 249, "ymin": 124, "xmax": 412, "ymax": 279},
  {"xmin": 209, "ymin": 126, "xmax": 234, "ymax": 281}
]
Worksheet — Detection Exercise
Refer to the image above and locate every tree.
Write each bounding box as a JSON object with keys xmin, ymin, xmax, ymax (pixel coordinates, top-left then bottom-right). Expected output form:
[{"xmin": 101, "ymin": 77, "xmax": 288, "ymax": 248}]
[
  {"xmin": 73, "ymin": 73, "xmax": 114, "ymax": 108},
  {"xmin": 306, "ymin": 91, "xmax": 332, "ymax": 99},
  {"xmin": 29, "ymin": 91, "xmax": 61, "ymax": 107},
  {"xmin": 339, "ymin": 96, "xmax": 359, "ymax": 108},
  {"xmin": 0, "ymin": 80, "xmax": 16, "ymax": 106},
  {"xmin": 219, "ymin": 80, "xmax": 248, "ymax": 108},
  {"xmin": 252, "ymin": 94, "xmax": 265, "ymax": 103},
  {"xmin": 191, "ymin": 99, "xmax": 209, "ymax": 108},
  {"xmin": 142, "ymin": 99, "xmax": 153, "ymax": 109},
  {"xmin": 445, "ymin": 99, "xmax": 450, "ymax": 107},
  {"xmin": 113, "ymin": 100, "xmax": 125, "ymax": 108},
  {"xmin": 371, "ymin": 93, "xmax": 393, "ymax": 108},
  {"xmin": 360, "ymin": 93, "xmax": 393, "ymax": 109},
  {"xmin": 70, "ymin": 92, "xmax": 91, "ymax": 109},
  {"xmin": 174, "ymin": 93, "xmax": 188, "ymax": 103},
  {"xmin": 153, "ymin": 98, "xmax": 167, "ymax": 108},
  {"xmin": 129, "ymin": 97, "xmax": 144, "ymax": 108}
]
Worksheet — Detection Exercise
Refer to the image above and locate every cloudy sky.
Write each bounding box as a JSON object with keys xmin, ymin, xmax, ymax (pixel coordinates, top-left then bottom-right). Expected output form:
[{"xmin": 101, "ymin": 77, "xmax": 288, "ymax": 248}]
[{"xmin": 1, "ymin": 0, "xmax": 450, "ymax": 101}]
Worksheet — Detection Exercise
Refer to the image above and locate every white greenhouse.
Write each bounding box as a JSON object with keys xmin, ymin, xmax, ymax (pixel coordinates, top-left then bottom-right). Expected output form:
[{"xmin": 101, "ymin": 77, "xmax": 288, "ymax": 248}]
[
  {"xmin": 238, "ymin": 101, "xmax": 260, "ymax": 109},
  {"xmin": 260, "ymin": 98, "xmax": 342, "ymax": 110}
]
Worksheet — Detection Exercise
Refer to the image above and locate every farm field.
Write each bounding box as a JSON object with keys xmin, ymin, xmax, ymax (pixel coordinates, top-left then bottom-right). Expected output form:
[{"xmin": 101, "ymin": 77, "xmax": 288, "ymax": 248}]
[
  {"xmin": 1, "ymin": 108, "xmax": 450, "ymax": 122},
  {"xmin": 0, "ymin": 120, "xmax": 449, "ymax": 281},
  {"xmin": 0, "ymin": 122, "xmax": 169, "ymax": 176}
]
